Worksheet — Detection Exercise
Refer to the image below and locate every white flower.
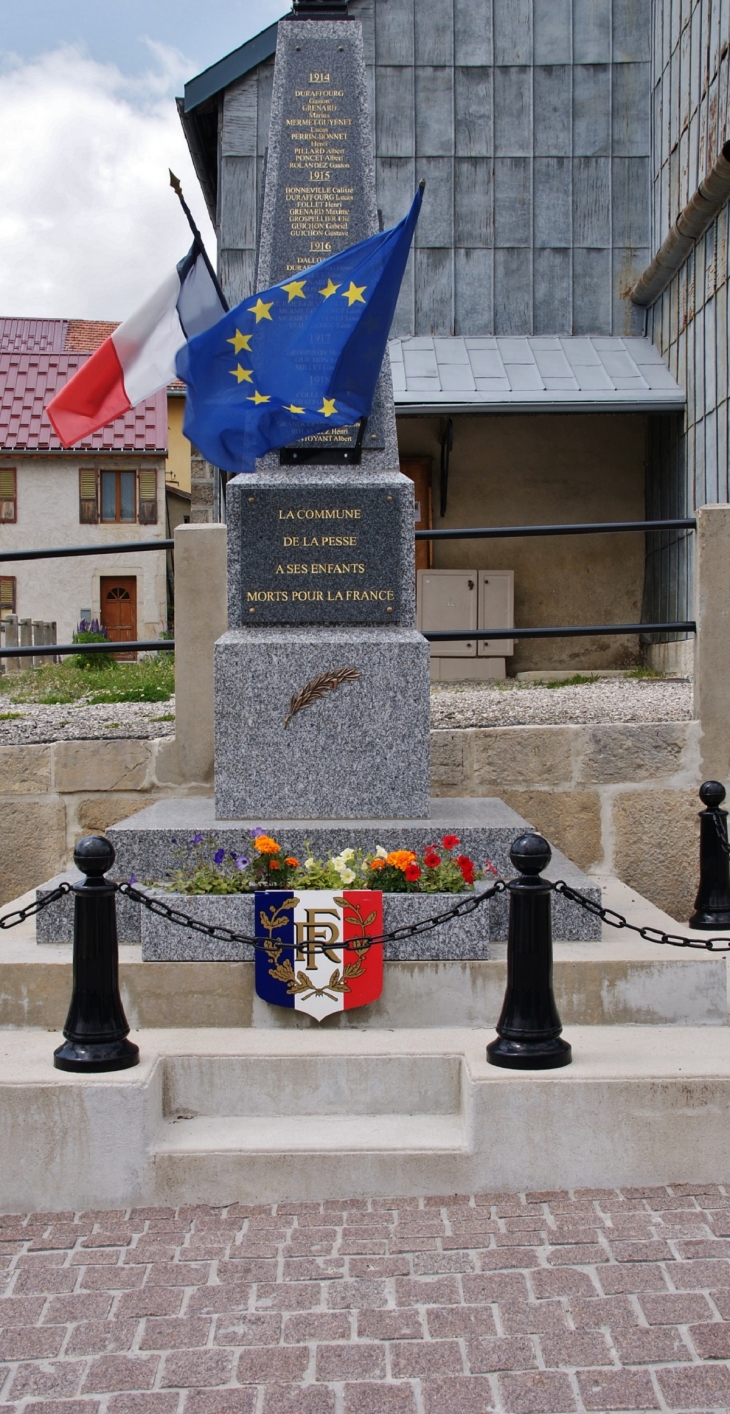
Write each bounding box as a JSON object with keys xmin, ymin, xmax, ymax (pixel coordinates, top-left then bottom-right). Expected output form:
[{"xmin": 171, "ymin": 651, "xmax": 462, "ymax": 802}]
[
  {"xmin": 375, "ymin": 845, "xmax": 388, "ymax": 859},
  {"xmin": 304, "ymin": 857, "xmax": 315, "ymax": 870},
  {"xmin": 341, "ymin": 848, "xmax": 355, "ymax": 862},
  {"xmin": 340, "ymin": 867, "xmax": 356, "ymax": 884}
]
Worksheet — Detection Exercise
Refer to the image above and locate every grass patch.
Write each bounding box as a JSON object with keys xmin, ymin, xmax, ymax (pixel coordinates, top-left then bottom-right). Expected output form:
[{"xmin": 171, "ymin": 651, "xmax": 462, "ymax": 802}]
[
  {"xmin": 0, "ymin": 710, "xmax": 23, "ymax": 720},
  {"xmin": 626, "ymin": 665, "xmax": 665, "ymax": 680},
  {"xmin": 0, "ymin": 654, "xmax": 174, "ymax": 706},
  {"xmin": 542, "ymin": 673, "xmax": 599, "ymax": 689},
  {"xmin": 151, "ymin": 712, "xmax": 175, "ymax": 722}
]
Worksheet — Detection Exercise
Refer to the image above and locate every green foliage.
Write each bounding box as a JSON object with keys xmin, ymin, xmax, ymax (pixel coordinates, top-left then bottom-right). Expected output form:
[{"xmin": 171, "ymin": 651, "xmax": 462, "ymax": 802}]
[
  {"xmin": 158, "ymin": 833, "xmax": 486, "ymax": 896},
  {"xmin": 0, "ymin": 654, "xmax": 174, "ymax": 707},
  {"xmin": 543, "ymin": 674, "xmax": 599, "ymax": 689},
  {"xmin": 626, "ymin": 665, "xmax": 665, "ymax": 680},
  {"xmin": 0, "ymin": 711, "xmax": 22, "ymax": 720}
]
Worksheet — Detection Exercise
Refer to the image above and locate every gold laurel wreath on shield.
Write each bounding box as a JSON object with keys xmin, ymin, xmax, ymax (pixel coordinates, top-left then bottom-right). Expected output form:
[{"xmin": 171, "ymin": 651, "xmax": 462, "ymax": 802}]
[{"xmin": 258, "ymin": 894, "xmax": 377, "ymax": 999}]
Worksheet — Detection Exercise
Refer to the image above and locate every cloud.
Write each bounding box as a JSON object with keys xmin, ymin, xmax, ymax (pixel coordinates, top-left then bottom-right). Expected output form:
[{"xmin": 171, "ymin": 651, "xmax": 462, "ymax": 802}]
[{"xmin": 0, "ymin": 44, "xmax": 216, "ymax": 320}]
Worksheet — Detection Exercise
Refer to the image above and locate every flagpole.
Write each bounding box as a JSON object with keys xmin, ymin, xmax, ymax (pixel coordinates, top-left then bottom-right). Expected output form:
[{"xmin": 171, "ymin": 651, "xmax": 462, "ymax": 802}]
[{"xmin": 169, "ymin": 170, "xmax": 229, "ymax": 311}]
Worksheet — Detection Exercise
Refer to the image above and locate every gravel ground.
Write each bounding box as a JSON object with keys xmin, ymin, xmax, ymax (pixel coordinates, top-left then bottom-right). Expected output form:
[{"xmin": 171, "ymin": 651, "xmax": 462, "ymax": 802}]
[
  {"xmin": 1, "ymin": 1184, "xmax": 729, "ymax": 1413},
  {"xmin": 0, "ymin": 697, "xmax": 176, "ymax": 746},
  {"xmin": 0, "ymin": 678, "xmax": 693, "ymax": 744},
  {"xmin": 430, "ymin": 676, "xmax": 693, "ymax": 729}
]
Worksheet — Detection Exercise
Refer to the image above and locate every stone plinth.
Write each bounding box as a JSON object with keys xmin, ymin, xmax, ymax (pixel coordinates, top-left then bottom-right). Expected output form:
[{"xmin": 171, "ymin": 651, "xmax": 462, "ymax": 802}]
[
  {"xmin": 214, "ymin": 625, "xmax": 430, "ymax": 818},
  {"xmin": 103, "ymin": 796, "xmax": 602, "ymax": 942}
]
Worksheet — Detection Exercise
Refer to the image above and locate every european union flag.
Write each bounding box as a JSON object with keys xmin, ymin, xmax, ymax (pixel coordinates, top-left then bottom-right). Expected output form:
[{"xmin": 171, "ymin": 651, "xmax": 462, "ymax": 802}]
[{"xmin": 175, "ymin": 185, "xmax": 423, "ymax": 473}]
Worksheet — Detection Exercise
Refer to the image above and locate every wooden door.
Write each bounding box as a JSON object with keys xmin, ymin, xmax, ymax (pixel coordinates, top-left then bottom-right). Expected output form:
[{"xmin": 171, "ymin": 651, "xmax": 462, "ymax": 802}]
[
  {"xmin": 100, "ymin": 576, "xmax": 137, "ymax": 659},
  {"xmin": 399, "ymin": 456, "xmax": 433, "ymax": 571}
]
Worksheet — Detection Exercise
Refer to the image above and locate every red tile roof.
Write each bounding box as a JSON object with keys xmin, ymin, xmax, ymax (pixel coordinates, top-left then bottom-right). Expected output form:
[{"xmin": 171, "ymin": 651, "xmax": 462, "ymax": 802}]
[
  {"xmin": 0, "ymin": 319, "xmax": 168, "ymax": 453},
  {"xmin": 65, "ymin": 319, "xmax": 120, "ymax": 351}
]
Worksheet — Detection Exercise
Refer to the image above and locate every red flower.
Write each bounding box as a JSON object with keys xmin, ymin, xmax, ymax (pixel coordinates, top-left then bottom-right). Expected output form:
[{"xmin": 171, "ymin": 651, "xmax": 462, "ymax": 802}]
[
  {"xmin": 484, "ymin": 859, "xmax": 499, "ymax": 877},
  {"xmin": 457, "ymin": 854, "xmax": 475, "ymax": 883},
  {"xmin": 404, "ymin": 863, "xmax": 421, "ymax": 882},
  {"xmin": 442, "ymin": 833, "xmax": 460, "ymax": 850},
  {"xmin": 424, "ymin": 850, "xmax": 441, "ymax": 869}
]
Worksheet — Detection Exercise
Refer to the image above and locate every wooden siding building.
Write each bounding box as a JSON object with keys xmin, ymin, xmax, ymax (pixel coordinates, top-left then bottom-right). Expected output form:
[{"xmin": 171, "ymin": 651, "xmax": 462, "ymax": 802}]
[{"xmin": 178, "ymin": 0, "xmax": 724, "ymax": 674}]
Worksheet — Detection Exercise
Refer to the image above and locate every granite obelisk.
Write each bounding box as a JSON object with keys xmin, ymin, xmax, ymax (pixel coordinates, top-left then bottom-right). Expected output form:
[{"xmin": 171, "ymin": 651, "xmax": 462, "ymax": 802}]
[{"xmin": 214, "ymin": 2, "xmax": 430, "ymax": 819}]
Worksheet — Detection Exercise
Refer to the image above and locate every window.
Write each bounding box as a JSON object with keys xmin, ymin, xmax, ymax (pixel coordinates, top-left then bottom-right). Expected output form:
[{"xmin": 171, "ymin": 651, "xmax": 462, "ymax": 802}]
[
  {"xmin": 138, "ymin": 467, "xmax": 158, "ymax": 524},
  {"xmin": 79, "ymin": 468, "xmax": 158, "ymax": 524},
  {"xmin": 100, "ymin": 470, "xmax": 136, "ymax": 523},
  {"xmin": 0, "ymin": 468, "xmax": 16, "ymax": 523},
  {"xmin": 79, "ymin": 469, "xmax": 98, "ymax": 524},
  {"xmin": 0, "ymin": 577, "xmax": 16, "ymax": 617}
]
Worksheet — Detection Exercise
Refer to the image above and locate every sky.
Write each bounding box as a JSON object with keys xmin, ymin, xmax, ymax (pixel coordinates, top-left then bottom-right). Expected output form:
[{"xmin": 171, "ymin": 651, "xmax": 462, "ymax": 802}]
[{"xmin": 0, "ymin": 1, "xmax": 287, "ymax": 320}]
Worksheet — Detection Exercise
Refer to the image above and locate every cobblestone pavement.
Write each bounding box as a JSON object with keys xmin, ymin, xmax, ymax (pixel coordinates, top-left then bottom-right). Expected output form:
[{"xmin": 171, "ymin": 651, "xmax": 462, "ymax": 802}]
[{"xmin": 3, "ymin": 1185, "xmax": 730, "ymax": 1413}]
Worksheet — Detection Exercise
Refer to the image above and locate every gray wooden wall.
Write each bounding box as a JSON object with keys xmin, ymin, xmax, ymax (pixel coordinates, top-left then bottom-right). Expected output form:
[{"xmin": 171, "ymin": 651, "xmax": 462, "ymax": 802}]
[
  {"xmin": 216, "ymin": 0, "xmax": 652, "ymax": 336},
  {"xmin": 647, "ymin": 0, "xmax": 730, "ymax": 518}
]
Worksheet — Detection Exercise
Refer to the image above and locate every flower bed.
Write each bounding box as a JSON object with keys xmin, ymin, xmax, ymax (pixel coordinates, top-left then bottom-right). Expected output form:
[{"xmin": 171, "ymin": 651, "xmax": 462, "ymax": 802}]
[{"xmin": 155, "ymin": 829, "xmax": 496, "ymax": 897}]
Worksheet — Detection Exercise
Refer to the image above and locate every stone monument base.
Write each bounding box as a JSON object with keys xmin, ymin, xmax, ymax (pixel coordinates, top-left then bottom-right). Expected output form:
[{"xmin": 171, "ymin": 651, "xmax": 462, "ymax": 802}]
[
  {"xmin": 215, "ymin": 627, "xmax": 430, "ymax": 819},
  {"xmin": 37, "ymin": 796, "xmax": 605, "ymax": 950}
]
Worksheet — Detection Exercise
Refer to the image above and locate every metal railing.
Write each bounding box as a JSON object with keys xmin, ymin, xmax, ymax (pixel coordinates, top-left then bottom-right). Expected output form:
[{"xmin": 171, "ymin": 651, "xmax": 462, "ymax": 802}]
[
  {"xmin": 0, "ymin": 539, "xmax": 173, "ymax": 564},
  {"xmin": 415, "ymin": 517, "xmax": 696, "ymax": 542},
  {"xmin": 416, "ymin": 517, "xmax": 698, "ymax": 642}
]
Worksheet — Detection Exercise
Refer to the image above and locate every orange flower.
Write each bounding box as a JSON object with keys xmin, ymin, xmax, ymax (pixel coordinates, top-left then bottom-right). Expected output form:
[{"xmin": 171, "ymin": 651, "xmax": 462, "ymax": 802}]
[
  {"xmin": 269, "ymin": 860, "xmax": 280, "ymax": 870},
  {"xmin": 370, "ymin": 858, "xmax": 386, "ymax": 871},
  {"xmin": 386, "ymin": 850, "xmax": 417, "ymax": 871},
  {"xmin": 254, "ymin": 835, "xmax": 280, "ymax": 855},
  {"xmin": 284, "ymin": 856, "xmax": 299, "ymax": 867}
]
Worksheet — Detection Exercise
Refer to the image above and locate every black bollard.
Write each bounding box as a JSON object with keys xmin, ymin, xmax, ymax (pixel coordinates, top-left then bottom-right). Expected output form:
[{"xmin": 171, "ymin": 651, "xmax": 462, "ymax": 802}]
[
  {"xmin": 689, "ymin": 781, "xmax": 730, "ymax": 929},
  {"xmin": 487, "ymin": 833, "xmax": 571, "ymax": 1070},
  {"xmin": 53, "ymin": 836, "xmax": 139, "ymax": 1073}
]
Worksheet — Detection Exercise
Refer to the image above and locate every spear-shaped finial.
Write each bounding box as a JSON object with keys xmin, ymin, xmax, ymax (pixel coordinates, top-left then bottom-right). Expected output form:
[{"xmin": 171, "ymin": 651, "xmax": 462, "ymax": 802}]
[{"xmin": 169, "ymin": 170, "xmax": 228, "ymax": 311}]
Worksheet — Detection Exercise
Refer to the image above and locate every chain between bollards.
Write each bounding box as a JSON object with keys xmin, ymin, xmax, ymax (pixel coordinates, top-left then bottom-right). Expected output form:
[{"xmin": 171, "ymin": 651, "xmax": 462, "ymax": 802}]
[{"xmin": 53, "ymin": 836, "xmax": 139, "ymax": 1074}]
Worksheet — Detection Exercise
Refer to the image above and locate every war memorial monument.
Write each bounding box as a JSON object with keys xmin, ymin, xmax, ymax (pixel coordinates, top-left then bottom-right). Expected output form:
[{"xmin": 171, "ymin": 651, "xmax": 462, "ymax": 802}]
[{"xmin": 95, "ymin": 0, "xmax": 599, "ymax": 997}]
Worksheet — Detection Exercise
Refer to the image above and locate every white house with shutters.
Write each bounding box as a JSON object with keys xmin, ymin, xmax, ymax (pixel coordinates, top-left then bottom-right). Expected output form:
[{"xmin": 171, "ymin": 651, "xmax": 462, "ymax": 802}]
[{"xmin": 0, "ymin": 319, "xmax": 169, "ymax": 650}]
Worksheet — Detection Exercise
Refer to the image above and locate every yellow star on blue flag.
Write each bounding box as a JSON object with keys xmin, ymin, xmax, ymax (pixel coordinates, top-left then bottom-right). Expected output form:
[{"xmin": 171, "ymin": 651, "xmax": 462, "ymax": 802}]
[{"xmin": 176, "ymin": 186, "xmax": 424, "ymax": 473}]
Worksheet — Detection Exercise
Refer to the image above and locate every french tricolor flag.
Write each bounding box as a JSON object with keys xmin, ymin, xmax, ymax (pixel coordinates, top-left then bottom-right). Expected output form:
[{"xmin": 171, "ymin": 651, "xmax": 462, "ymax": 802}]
[{"xmin": 46, "ymin": 243, "xmax": 227, "ymax": 447}]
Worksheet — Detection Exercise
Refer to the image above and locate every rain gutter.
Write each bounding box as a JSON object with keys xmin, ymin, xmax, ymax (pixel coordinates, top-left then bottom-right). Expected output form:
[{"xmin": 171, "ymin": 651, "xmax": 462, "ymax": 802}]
[{"xmin": 631, "ymin": 140, "xmax": 730, "ymax": 306}]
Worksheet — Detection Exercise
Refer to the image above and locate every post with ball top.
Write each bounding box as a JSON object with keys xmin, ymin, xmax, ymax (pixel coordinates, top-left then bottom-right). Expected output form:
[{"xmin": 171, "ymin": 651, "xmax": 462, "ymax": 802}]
[
  {"xmin": 53, "ymin": 835, "xmax": 139, "ymax": 1073},
  {"xmin": 689, "ymin": 781, "xmax": 730, "ymax": 928},
  {"xmin": 487, "ymin": 833, "xmax": 572, "ymax": 1070}
]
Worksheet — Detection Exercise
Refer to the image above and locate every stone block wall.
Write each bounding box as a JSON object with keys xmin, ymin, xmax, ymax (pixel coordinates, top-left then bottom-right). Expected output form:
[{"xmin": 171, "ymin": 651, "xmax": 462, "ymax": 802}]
[
  {"xmin": 432, "ymin": 720, "xmax": 702, "ymax": 922},
  {"xmin": 0, "ymin": 738, "xmax": 210, "ymax": 906},
  {"xmin": 0, "ymin": 723, "xmax": 704, "ymax": 920}
]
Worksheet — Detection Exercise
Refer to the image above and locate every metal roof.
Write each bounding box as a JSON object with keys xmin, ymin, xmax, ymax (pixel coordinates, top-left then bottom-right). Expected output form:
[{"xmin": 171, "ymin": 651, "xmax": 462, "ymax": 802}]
[
  {"xmin": 0, "ymin": 320, "xmax": 169, "ymax": 453},
  {"xmin": 0, "ymin": 353, "xmax": 167, "ymax": 454},
  {"xmin": 183, "ymin": 21, "xmax": 280, "ymax": 113},
  {"xmin": 389, "ymin": 336, "xmax": 685, "ymax": 413}
]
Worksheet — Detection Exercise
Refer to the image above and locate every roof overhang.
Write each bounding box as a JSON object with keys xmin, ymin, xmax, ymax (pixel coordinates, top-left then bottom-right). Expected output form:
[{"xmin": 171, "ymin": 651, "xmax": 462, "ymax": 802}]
[{"xmin": 389, "ymin": 336, "xmax": 685, "ymax": 416}]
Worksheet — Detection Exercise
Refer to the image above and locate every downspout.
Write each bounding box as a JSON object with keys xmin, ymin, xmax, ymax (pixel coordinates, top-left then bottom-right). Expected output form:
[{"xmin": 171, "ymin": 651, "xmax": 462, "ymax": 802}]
[{"xmin": 631, "ymin": 140, "xmax": 730, "ymax": 306}]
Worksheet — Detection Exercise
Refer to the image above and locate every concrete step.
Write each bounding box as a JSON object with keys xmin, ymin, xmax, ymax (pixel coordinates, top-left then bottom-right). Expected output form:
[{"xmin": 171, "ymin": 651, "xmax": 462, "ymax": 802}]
[
  {"xmin": 4, "ymin": 1026, "xmax": 730, "ymax": 1211},
  {"xmin": 157, "ymin": 1112, "xmax": 466, "ymax": 1153}
]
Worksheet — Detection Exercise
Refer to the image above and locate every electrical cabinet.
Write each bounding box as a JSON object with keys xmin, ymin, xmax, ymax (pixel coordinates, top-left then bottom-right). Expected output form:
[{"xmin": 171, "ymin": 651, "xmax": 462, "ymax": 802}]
[
  {"xmin": 416, "ymin": 570, "xmax": 477, "ymax": 656},
  {"xmin": 417, "ymin": 568, "xmax": 514, "ymax": 679}
]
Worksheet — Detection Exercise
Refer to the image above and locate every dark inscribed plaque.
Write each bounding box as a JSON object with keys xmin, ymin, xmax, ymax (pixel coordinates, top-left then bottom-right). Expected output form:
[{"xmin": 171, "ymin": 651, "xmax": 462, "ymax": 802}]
[
  {"xmin": 266, "ymin": 27, "xmax": 384, "ymax": 455},
  {"xmin": 239, "ymin": 485, "xmax": 402, "ymax": 624}
]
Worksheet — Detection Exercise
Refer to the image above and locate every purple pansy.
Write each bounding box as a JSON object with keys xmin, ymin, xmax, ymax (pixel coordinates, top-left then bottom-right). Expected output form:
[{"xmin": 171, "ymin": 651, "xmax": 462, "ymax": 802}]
[
  {"xmin": 128, "ymin": 873, "xmax": 137, "ymax": 885},
  {"xmin": 214, "ymin": 848, "xmax": 225, "ymax": 865},
  {"xmin": 191, "ymin": 833, "xmax": 203, "ymax": 846},
  {"xmin": 250, "ymin": 827, "xmax": 266, "ymax": 839},
  {"xmin": 234, "ymin": 855, "xmax": 249, "ymax": 871}
]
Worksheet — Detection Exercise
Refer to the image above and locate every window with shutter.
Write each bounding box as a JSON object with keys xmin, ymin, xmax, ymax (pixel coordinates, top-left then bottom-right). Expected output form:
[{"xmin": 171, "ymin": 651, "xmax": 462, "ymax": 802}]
[
  {"xmin": 0, "ymin": 468, "xmax": 16, "ymax": 523},
  {"xmin": 138, "ymin": 467, "xmax": 157, "ymax": 524},
  {"xmin": 79, "ymin": 469, "xmax": 98, "ymax": 524},
  {"xmin": 0, "ymin": 577, "xmax": 16, "ymax": 616}
]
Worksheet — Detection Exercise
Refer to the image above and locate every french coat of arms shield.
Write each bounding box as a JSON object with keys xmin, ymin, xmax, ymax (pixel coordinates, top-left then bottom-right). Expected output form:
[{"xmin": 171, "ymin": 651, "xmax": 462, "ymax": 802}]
[{"xmin": 254, "ymin": 889, "xmax": 383, "ymax": 1022}]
